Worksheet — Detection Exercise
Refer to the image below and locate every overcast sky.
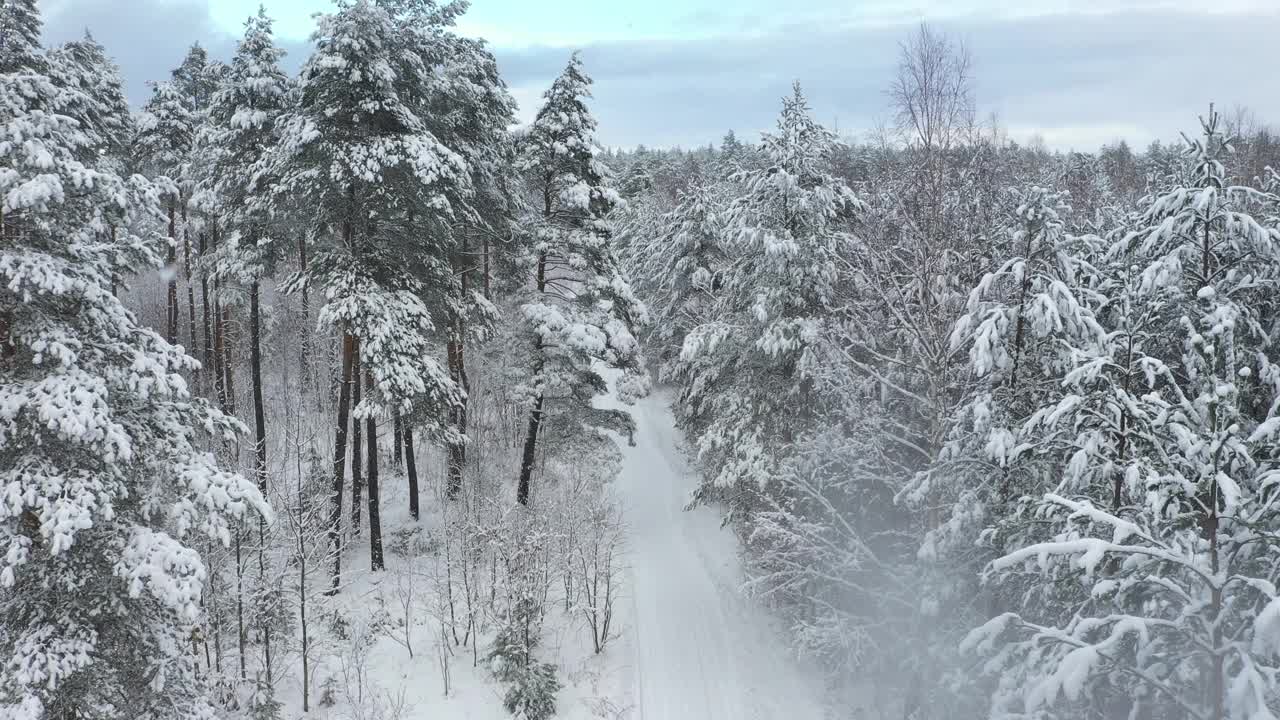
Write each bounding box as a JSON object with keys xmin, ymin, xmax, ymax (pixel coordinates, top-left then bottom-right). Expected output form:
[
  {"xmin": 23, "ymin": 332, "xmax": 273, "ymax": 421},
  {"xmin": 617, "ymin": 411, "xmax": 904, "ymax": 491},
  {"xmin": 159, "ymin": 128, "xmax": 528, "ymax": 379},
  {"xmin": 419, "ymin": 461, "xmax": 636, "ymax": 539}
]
[{"xmin": 38, "ymin": 0, "xmax": 1280, "ymax": 150}]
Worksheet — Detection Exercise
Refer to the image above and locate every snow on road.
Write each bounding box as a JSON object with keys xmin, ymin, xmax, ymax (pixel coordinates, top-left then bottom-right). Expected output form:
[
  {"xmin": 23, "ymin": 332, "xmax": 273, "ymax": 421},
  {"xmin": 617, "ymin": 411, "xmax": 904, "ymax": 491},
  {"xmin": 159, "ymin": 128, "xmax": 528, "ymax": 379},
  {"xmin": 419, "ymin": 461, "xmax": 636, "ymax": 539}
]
[{"xmin": 609, "ymin": 385, "xmax": 827, "ymax": 720}]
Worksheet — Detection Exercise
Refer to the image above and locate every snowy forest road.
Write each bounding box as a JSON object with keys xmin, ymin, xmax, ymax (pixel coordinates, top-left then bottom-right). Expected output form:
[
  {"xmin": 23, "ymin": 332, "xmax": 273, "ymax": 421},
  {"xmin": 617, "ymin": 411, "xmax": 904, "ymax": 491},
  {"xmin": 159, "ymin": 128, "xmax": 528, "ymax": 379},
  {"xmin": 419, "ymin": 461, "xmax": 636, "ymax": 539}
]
[{"xmin": 608, "ymin": 386, "xmax": 828, "ymax": 720}]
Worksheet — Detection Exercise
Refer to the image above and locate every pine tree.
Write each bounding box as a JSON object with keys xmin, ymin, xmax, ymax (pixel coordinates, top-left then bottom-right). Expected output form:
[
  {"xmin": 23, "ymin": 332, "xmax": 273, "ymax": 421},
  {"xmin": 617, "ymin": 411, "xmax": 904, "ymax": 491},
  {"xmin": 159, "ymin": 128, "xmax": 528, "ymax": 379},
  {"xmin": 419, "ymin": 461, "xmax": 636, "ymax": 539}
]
[
  {"xmin": 513, "ymin": 53, "xmax": 647, "ymax": 506},
  {"xmin": 676, "ymin": 83, "xmax": 864, "ymax": 493},
  {"xmin": 620, "ymin": 148, "xmax": 656, "ymax": 198},
  {"xmin": 717, "ymin": 129, "xmax": 750, "ymax": 177},
  {"xmin": 427, "ymin": 30, "xmax": 517, "ymax": 500},
  {"xmin": 170, "ymin": 44, "xmax": 218, "ymax": 110},
  {"xmin": 45, "ymin": 31, "xmax": 134, "ymax": 297},
  {"xmin": 937, "ymin": 187, "xmax": 1108, "ymax": 560},
  {"xmin": 135, "ymin": 79, "xmax": 193, "ymax": 348},
  {"xmin": 46, "ymin": 31, "xmax": 132, "ymax": 171},
  {"xmin": 966, "ymin": 109, "xmax": 1280, "ymax": 720},
  {"xmin": 269, "ymin": 0, "xmax": 469, "ymax": 578},
  {"xmin": 203, "ymin": 7, "xmax": 291, "ymax": 698},
  {"xmin": 0, "ymin": 3, "xmax": 270, "ymax": 716},
  {"xmin": 170, "ymin": 45, "xmax": 221, "ymax": 379},
  {"xmin": 626, "ymin": 180, "xmax": 726, "ymax": 377}
]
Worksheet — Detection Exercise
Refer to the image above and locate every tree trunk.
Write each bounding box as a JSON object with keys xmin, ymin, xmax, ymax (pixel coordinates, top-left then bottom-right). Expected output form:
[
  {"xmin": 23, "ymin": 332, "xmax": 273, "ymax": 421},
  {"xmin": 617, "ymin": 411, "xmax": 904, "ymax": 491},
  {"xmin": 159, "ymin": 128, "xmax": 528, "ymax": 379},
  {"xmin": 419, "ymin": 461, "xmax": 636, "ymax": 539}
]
[
  {"xmin": 166, "ymin": 199, "xmax": 178, "ymax": 345},
  {"xmin": 392, "ymin": 411, "xmax": 403, "ymax": 469},
  {"xmin": 298, "ymin": 506, "xmax": 310, "ymax": 713},
  {"xmin": 0, "ymin": 307, "xmax": 12, "ymax": 364},
  {"xmin": 1203, "ymin": 218, "xmax": 1224, "ymax": 720},
  {"xmin": 209, "ymin": 550, "xmax": 223, "ymax": 676},
  {"xmin": 350, "ymin": 350, "xmax": 363, "ymax": 535},
  {"xmin": 447, "ymin": 229, "xmax": 473, "ymax": 499},
  {"xmin": 199, "ymin": 231, "xmax": 213, "ymax": 397},
  {"xmin": 516, "ymin": 393, "xmax": 544, "ymax": 506},
  {"xmin": 249, "ymin": 278, "xmax": 272, "ymax": 689},
  {"xmin": 295, "ymin": 447, "xmax": 311, "ymax": 713},
  {"xmin": 482, "ymin": 234, "xmax": 491, "ymax": 301},
  {"xmin": 216, "ymin": 223, "xmax": 238, "ymax": 418},
  {"xmin": 221, "ymin": 303, "xmax": 237, "ymax": 416},
  {"xmin": 250, "ymin": 281, "xmax": 268, "ymax": 494},
  {"xmin": 211, "ymin": 224, "xmax": 228, "ymax": 412},
  {"xmin": 447, "ymin": 336, "xmax": 466, "ymax": 499},
  {"xmin": 516, "ymin": 248, "xmax": 549, "ymax": 507},
  {"xmin": 183, "ymin": 206, "xmax": 197, "ymax": 376},
  {"xmin": 404, "ymin": 425, "xmax": 419, "ymax": 520},
  {"xmin": 234, "ymin": 529, "xmax": 246, "ymax": 681},
  {"xmin": 365, "ymin": 369, "xmax": 384, "ymax": 571},
  {"xmin": 327, "ymin": 333, "xmax": 356, "ymax": 594},
  {"xmin": 298, "ymin": 233, "xmax": 312, "ymax": 396},
  {"xmin": 212, "ymin": 296, "xmax": 226, "ymax": 409}
]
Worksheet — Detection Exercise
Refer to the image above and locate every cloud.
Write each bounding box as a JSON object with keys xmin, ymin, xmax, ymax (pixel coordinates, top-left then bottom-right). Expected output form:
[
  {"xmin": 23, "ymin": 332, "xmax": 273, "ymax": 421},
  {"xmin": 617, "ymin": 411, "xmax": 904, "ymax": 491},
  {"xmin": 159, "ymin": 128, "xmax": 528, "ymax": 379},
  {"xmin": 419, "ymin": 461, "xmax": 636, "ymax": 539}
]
[
  {"xmin": 37, "ymin": 0, "xmax": 1280, "ymax": 150},
  {"xmin": 495, "ymin": 7, "xmax": 1280, "ymax": 150},
  {"xmin": 40, "ymin": 0, "xmax": 307, "ymax": 104}
]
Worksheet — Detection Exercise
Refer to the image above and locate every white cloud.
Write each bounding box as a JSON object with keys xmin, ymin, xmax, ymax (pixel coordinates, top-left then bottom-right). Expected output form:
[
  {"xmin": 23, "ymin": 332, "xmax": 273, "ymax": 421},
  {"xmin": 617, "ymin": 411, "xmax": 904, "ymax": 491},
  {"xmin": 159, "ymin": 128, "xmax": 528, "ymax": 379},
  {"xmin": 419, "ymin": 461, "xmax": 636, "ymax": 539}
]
[
  {"xmin": 1005, "ymin": 123, "xmax": 1156, "ymax": 151},
  {"xmin": 39, "ymin": 0, "xmax": 1280, "ymax": 149}
]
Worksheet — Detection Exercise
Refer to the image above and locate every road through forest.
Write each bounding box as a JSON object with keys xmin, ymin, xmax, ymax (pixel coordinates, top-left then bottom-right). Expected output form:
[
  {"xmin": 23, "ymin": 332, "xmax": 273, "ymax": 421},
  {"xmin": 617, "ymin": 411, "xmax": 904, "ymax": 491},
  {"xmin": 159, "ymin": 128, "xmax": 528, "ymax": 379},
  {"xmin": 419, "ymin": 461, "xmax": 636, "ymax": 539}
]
[{"xmin": 609, "ymin": 386, "xmax": 827, "ymax": 720}]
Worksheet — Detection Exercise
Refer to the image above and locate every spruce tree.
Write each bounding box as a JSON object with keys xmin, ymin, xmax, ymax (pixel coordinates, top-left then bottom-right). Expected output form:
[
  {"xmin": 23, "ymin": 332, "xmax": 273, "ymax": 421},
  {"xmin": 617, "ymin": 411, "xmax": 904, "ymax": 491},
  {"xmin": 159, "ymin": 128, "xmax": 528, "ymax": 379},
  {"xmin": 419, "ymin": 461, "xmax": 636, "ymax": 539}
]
[
  {"xmin": 718, "ymin": 129, "xmax": 750, "ymax": 177},
  {"xmin": 0, "ymin": 3, "xmax": 270, "ymax": 716}
]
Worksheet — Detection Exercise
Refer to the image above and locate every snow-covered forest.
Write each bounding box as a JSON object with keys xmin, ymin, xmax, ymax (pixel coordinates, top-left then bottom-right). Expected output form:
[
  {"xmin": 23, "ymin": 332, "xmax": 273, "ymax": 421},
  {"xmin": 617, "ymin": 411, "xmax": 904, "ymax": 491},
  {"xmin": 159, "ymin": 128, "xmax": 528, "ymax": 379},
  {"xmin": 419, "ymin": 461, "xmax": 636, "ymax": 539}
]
[{"xmin": 6, "ymin": 0, "xmax": 1280, "ymax": 718}]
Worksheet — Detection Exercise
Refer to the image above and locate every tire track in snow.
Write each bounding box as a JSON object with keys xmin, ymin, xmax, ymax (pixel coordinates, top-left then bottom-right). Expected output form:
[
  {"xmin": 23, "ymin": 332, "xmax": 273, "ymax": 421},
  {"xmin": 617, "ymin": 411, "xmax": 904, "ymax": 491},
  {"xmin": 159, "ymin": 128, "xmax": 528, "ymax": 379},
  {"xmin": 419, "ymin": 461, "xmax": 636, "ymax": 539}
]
[{"xmin": 608, "ymin": 385, "xmax": 826, "ymax": 720}]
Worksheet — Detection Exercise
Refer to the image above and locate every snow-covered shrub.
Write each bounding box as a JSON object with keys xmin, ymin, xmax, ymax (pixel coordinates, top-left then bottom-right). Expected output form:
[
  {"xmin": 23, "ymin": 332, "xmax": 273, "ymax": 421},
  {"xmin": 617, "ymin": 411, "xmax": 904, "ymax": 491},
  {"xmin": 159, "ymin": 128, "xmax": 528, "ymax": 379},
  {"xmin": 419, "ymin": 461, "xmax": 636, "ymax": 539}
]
[{"xmin": 501, "ymin": 660, "xmax": 562, "ymax": 720}]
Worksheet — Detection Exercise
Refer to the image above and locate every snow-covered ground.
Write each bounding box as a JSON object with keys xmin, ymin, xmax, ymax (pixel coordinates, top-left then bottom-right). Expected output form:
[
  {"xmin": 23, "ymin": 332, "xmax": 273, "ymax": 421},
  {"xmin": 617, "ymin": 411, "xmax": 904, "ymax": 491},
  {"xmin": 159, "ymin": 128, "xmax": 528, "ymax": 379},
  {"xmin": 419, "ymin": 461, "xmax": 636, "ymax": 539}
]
[
  {"xmin": 613, "ymin": 387, "xmax": 826, "ymax": 720},
  {"xmin": 283, "ymin": 380, "xmax": 823, "ymax": 719}
]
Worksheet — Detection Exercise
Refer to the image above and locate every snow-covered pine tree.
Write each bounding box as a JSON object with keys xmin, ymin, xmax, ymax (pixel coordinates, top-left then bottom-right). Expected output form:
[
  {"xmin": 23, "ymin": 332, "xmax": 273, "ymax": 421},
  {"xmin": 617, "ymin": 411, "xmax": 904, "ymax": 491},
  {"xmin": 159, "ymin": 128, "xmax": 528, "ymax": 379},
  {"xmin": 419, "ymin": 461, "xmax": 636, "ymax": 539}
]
[
  {"xmin": 660, "ymin": 86, "xmax": 900, "ymax": 706},
  {"xmin": 206, "ymin": 6, "xmax": 290, "ymax": 495},
  {"xmin": 627, "ymin": 180, "xmax": 726, "ymax": 379},
  {"xmin": 170, "ymin": 44, "xmax": 218, "ymax": 111},
  {"xmin": 802, "ymin": 99, "xmax": 1019, "ymax": 718},
  {"xmin": 933, "ymin": 187, "xmax": 1107, "ymax": 563},
  {"xmin": 202, "ymin": 7, "xmax": 292, "ymax": 703},
  {"xmin": 46, "ymin": 31, "xmax": 132, "ymax": 171},
  {"xmin": 965, "ymin": 108, "xmax": 1280, "ymax": 720},
  {"xmin": 171, "ymin": 53, "xmax": 228, "ymax": 399},
  {"xmin": 136, "ymin": 47, "xmax": 221, "ymax": 373},
  {"xmin": 717, "ymin": 129, "xmax": 750, "ymax": 178},
  {"xmin": 513, "ymin": 52, "xmax": 647, "ymax": 507},
  {"xmin": 135, "ymin": 79, "xmax": 193, "ymax": 348},
  {"xmin": 170, "ymin": 47, "xmax": 222, "ymax": 390},
  {"xmin": 620, "ymin": 147, "xmax": 656, "ymax": 199},
  {"xmin": 424, "ymin": 28, "xmax": 517, "ymax": 500},
  {"xmin": 908, "ymin": 188, "xmax": 1113, "ymax": 717},
  {"xmin": 44, "ymin": 31, "xmax": 134, "ymax": 297},
  {"xmin": 676, "ymin": 82, "xmax": 864, "ymax": 495},
  {"xmin": 0, "ymin": 2, "xmax": 270, "ymax": 716},
  {"xmin": 269, "ymin": 0, "xmax": 468, "ymax": 578}
]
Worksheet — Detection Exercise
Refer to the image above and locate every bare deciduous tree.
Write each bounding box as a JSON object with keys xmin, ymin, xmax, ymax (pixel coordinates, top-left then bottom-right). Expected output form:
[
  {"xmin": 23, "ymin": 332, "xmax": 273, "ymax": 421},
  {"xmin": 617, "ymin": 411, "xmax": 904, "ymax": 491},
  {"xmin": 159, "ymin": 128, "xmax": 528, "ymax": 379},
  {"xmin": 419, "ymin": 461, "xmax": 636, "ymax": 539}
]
[
  {"xmin": 575, "ymin": 500, "xmax": 624, "ymax": 654},
  {"xmin": 888, "ymin": 22, "xmax": 975, "ymax": 155}
]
